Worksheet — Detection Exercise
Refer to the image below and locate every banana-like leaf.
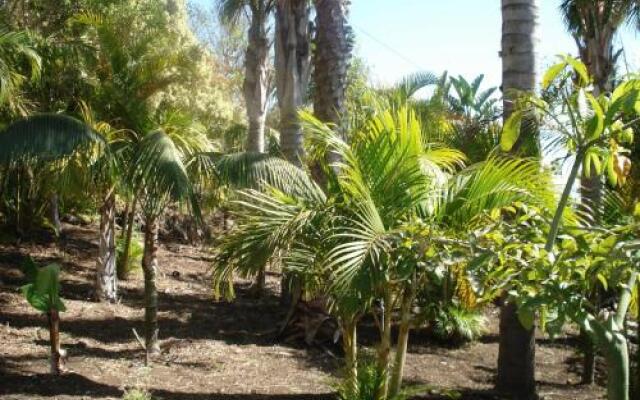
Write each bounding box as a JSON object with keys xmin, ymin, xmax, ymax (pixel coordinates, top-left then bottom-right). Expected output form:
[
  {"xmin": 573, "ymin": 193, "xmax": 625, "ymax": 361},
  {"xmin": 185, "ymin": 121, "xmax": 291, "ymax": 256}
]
[{"xmin": 20, "ymin": 260, "xmax": 65, "ymax": 313}]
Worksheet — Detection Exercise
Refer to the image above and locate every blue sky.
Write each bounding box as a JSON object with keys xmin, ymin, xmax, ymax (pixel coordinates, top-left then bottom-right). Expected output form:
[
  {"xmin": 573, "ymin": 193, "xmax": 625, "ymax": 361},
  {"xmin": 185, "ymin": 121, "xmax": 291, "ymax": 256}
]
[{"xmin": 350, "ymin": 1, "xmax": 639, "ymax": 89}]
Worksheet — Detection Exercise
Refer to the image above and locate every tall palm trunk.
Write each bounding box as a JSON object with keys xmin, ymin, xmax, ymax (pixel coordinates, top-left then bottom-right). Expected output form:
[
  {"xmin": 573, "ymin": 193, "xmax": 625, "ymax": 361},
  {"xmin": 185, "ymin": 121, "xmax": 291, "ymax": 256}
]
[
  {"xmin": 96, "ymin": 191, "xmax": 117, "ymax": 302},
  {"xmin": 312, "ymin": 0, "xmax": 352, "ymax": 125},
  {"xmin": 276, "ymin": 0, "xmax": 311, "ymax": 165},
  {"xmin": 244, "ymin": 3, "xmax": 270, "ymax": 153},
  {"xmin": 244, "ymin": 2, "xmax": 271, "ymax": 295},
  {"xmin": 275, "ymin": 0, "xmax": 311, "ymax": 303},
  {"xmin": 142, "ymin": 216, "xmax": 160, "ymax": 356},
  {"xmin": 498, "ymin": 1, "xmax": 538, "ymax": 398}
]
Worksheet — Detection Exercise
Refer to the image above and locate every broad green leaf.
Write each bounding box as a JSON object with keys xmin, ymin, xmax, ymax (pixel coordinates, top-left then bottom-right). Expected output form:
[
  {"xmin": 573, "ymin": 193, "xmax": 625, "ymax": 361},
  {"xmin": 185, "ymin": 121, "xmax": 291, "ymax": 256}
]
[
  {"xmin": 21, "ymin": 263, "xmax": 65, "ymax": 313},
  {"xmin": 542, "ymin": 61, "xmax": 566, "ymax": 90},
  {"xmin": 500, "ymin": 110, "xmax": 523, "ymax": 151},
  {"xmin": 563, "ymin": 56, "xmax": 590, "ymax": 87},
  {"xmin": 585, "ymin": 93, "xmax": 604, "ymax": 141}
]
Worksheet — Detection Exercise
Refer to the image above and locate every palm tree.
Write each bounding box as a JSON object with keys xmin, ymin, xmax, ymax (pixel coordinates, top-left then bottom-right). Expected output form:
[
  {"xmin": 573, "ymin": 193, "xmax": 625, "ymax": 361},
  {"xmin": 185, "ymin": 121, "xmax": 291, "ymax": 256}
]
[
  {"xmin": 211, "ymin": 99, "xmax": 553, "ymax": 399},
  {"xmin": 275, "ymin": 0, "xmax": 311, "ymax": 165},
  {"xmin": 130, "ymin": 130, "xmax": 196, "ymax": 357},
  {"xmin": 0, "ymin": 25, "xmax": 41, "ymax": 115},
  {"xmin": 312, "ymin": 0, "xmax": 352, "ymax": 126},
  {"xmin": 218, "ymin": 0, "xmax": 275, "ymax": 153},
  {"xmin": 498, "ymin": 0, "xmax": 539, "ymax": 398}
]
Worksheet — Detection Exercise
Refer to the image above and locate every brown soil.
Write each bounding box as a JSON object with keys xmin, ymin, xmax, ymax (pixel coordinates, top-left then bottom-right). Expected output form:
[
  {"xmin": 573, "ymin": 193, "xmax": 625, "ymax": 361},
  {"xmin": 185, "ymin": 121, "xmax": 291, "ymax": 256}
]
[{"xmin": 0, "ymin": 224, "xmax": 605, "ymax": 400}]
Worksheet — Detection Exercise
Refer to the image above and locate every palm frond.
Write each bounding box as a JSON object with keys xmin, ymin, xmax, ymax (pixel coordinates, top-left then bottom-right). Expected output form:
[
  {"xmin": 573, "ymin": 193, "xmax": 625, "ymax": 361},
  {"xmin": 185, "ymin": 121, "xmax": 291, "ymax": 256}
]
[
  {"xmin": 429, "ymin": 157, "xmax": 553, "ymax": 227},
  {"xmin": 211, "ymin": 152, "xmax": 326, "ymax": 203},
  {"xmin": 0, "ymin": 114, "xmax": 105, "ymax": 164},
  {"xmin": 131, "ymin": 130, "xmax": 192, "ymax": 218}
]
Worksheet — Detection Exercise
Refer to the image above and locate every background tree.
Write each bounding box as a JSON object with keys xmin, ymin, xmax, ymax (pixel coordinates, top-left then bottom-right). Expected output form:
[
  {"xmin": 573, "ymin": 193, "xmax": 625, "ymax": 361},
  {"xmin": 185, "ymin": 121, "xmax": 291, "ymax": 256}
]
[
  {"xmin": 275, "ymin": 0, "xmax": 311, "ymax": 165},
  {"xmin": 218, "ymin": 0, "xmax": 275, "ymax": 153}
]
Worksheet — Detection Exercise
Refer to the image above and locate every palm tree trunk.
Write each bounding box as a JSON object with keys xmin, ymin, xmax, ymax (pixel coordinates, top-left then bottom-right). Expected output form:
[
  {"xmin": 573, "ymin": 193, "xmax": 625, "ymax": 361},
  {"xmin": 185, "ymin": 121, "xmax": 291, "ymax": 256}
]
[
  {"xmin": 312, "ymin": 0, "xmax": 352, "ymax": 126},
  {"xmin": 244, "ymin": 3, "xmax": 270, "ymax": 154},
  {"xmin": 49, "ymin": 192, "xmax": 62, "ymax": 236},
  {"xmin": 96, "ymin": 191, "xmax": 117, "ymax": 302},
  {"xmin": 48, "ymin": 308, "xmax": 63, "ymax": 375},
  {"xmin": 498, "ymin": 2, "xmax": 538, "ymax": 398},
  {"xmin": 389, "ymin": 288, "xmax": 413, "ymax": 398},
  {"xmin": 118, "ymin": 194, "xmax": 138, "ymax": 280},
  {"xmin": 276, "ymin": 0, "xmax": 311, "ymax": 166},
  {"xmin": 244, "ymin": 1, "xmax": 271, "ymax": 295},
  {"xmin": 275, "ymin": 0, "xmax": 311, "ymax": 303},
  {"xmin": 341, "ymin": 317, "xmax": 358, "ymax": 398},
  {"xmin": 375, "ymin": 291, "xmax": 393, "ymax": 400},
  {"xmin": 312, "ymin": 0, "xmax": 352, "ymax": 183},
  {"xmin": 142, "ymin": 216, "xmax": 160, "ymax": 356}
]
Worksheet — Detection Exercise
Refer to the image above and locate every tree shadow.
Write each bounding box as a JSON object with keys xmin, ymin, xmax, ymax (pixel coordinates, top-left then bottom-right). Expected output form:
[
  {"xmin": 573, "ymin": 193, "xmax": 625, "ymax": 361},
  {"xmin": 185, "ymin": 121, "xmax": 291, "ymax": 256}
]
[{"xmin": 0, "ymin": 371, "xmax": 336, "ymax": 400}]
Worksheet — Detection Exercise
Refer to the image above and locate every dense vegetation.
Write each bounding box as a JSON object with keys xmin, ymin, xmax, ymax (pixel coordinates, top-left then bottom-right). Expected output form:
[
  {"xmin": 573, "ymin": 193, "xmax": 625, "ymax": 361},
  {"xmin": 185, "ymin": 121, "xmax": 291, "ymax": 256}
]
[{"xmin": 0, "ymin": 1, "xmax": 640, "ymax": 400}]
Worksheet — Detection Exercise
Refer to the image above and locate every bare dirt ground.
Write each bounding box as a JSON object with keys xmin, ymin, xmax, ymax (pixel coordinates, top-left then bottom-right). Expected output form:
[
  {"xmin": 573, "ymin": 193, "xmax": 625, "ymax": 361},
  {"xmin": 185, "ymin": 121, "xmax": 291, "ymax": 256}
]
[{"xmin": 0, "ymin": 224, "xmax": 605, "ymax": 400}]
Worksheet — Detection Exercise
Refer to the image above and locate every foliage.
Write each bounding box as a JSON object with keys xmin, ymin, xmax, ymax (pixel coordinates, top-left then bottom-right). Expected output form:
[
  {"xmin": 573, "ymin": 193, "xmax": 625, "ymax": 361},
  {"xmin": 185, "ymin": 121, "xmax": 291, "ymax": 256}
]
[
  {"xmin": 20, "ymin": 257, "xmax": 65, "ymax": 313},
  {"xmin": 430, "ymin": 306, "xmax": 486, "ymax": 343},
  {"xmin": 116, "ymin": 233, "xmax": 143, "ymax": 275},
  {"xmin": 495, "ymin": 56, "xmax": 640, "ymax": 400}
]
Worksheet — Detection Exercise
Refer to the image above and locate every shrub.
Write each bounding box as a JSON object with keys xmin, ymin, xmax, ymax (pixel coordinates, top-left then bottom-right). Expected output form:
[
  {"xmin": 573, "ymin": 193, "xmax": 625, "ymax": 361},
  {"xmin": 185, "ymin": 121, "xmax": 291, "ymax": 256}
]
[
  {"xmin": 431, "ymin": 305, "xmax": 486, "ymax": 344},
  {"xmin": 122, "ymin": 388, "xmax": 152, "ymax": 400}
]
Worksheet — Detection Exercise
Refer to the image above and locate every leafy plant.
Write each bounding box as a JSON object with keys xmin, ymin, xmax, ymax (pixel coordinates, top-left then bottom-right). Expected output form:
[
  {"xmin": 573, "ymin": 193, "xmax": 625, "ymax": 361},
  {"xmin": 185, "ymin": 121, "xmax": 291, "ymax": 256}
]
[
  {"xmin": 122, "ymin": 388, "xmax": 153, "ymax": 400},
  {"xmin": 20, "ymin": 257, "xmax": 66, "ymax": 375},
  {"xmin": 431, "ymin": 306, "xmax": 486, "ymax": 344}
]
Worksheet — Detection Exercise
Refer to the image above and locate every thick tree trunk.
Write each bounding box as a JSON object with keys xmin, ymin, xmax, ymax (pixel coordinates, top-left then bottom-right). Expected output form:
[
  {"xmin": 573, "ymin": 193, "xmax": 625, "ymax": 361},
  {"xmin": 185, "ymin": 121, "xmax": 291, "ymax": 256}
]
[
  {"xmin": 48, "ymin": 309, "xmax": 63, "ymax": 375},
  {"xmin": 96, "ymin": 192, "xmax": 117, "ymax": 302},
  {"xmin": 244, "ymin": 4, "xmax": 270, "ymax": 153},
  {"xmin": 312, "ymin": 0, "xmax": 352, "ymax": 126},
  {"xmin": 142, "ymin": 217, "xmax": 160, "ymax": 356},
  {"xmin": 497, "ymin": 301, "xmax": 537, "ymax": 399},
  {"xmin": 276, "ymin": 0, "xmax": 311, "ymax": 165},
  {"xmin": 498, "ymin": 2, "xmax": 538, "ymax": 398},
  {"xmin": 119, "ymin": 196, "xmax": 138, "ymax": 280}
]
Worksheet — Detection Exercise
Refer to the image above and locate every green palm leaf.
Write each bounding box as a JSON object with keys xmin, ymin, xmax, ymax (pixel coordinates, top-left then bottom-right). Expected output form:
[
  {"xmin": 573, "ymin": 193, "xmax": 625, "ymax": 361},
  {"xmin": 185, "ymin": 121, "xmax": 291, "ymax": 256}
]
[
  {"xmin": 131, "ymin": 130, "xmax": 193, "ymax": 218},
  {"xmin": 0, "ymin": 114, "xmax": 105, "ymax": 164}
]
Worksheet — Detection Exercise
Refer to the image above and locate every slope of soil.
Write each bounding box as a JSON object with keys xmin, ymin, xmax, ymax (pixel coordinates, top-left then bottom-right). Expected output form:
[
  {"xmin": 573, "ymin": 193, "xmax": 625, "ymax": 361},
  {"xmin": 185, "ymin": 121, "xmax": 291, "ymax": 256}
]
[{"xmin": 0, "ymin": 224, "xmax": 605, "ymax": 400}]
